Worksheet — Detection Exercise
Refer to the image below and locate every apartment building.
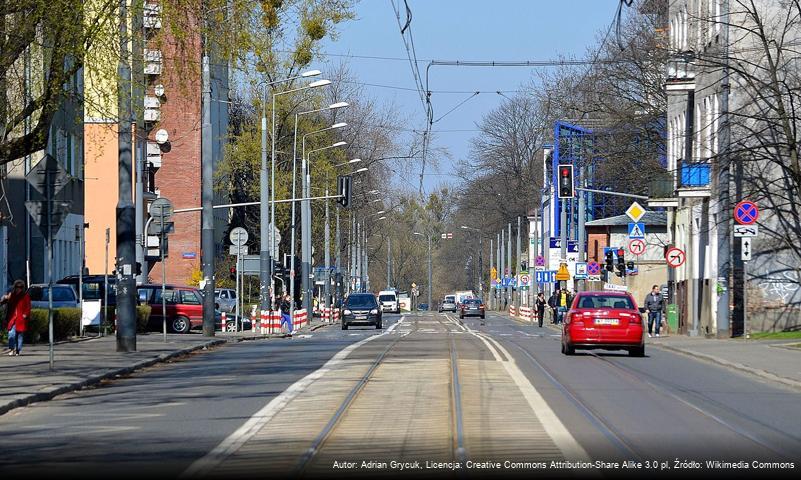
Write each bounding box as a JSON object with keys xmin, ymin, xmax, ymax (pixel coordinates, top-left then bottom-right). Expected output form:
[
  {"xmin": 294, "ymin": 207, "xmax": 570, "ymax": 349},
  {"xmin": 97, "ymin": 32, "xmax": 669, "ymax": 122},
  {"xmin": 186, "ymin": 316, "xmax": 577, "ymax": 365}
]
[{"xmin": 83, "ymin": 2, "xmax": 229, "ymax": 285}]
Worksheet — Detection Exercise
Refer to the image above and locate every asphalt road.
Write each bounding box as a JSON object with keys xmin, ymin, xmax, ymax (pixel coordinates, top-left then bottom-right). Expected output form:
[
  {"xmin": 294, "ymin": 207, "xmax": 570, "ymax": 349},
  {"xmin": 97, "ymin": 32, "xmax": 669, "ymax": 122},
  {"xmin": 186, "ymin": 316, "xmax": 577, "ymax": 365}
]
[{"xmin": 0, "ymin": 311, "xmax": 798, "ymax": 479}]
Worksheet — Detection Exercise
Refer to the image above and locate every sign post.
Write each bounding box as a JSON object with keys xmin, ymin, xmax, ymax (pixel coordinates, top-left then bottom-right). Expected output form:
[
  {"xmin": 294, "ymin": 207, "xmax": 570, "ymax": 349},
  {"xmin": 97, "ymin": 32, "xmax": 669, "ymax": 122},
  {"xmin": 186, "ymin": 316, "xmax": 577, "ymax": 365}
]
[
  {"xmin": 230, "ymin": 227, "xmax": 249, "ymax": 332},
  {"xmin": 734, "ymin": 201, "xmax": 758, "ymax": 339},
  {"xmin": 150, "ymin": 198, "xmax": 174, "ymax": 342}
]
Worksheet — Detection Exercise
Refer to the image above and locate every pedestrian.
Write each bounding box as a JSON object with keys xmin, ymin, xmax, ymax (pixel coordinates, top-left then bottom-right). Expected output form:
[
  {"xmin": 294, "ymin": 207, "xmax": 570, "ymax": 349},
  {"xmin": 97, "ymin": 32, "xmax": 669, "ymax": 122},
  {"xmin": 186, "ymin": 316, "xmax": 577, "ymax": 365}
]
[
  {"xmin": 535, "ymin": 292, "xmax": 546, "ymax": 328},
  {"xmin": 644, "ymin": 285, "xmax": 664, "ymax": 338},
  {"xmin": 1, "ymin": 280, "xmax": 31, "ymax": 356},
  {"xmin": 280, "ymin": 294, "xmax": 293, "ymax": 334},
  {"xmin": 548, "ymin": 288, "xmax": 560, "ymax": 324},
  {"xmin": 557, "ymin": 288, "xmax": 571, "ymax": 324}
]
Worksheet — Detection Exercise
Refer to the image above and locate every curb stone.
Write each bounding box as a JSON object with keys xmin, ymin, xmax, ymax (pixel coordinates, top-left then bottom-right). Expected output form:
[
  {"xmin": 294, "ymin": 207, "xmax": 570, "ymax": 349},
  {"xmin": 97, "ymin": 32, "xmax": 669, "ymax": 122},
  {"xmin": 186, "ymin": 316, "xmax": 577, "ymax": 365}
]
[
  {"xmin": 0, "ymin": 338, "xmax": 227, "ymax": 417},
  {"xmin": 653, "ymin": 343, "xmax": 801, "ymax": 392}
]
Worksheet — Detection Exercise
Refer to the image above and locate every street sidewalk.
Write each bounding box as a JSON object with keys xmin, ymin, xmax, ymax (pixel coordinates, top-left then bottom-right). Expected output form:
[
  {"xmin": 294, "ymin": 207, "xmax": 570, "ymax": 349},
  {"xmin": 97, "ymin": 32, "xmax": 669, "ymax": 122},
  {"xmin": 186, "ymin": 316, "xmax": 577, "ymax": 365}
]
[
  {"xmin": 0, "ymin": 319, "xmax": 334, "ymax": 417},
  {"xmin": 649, "ymin": 335, "xmax": 801, "ymax": 390}
]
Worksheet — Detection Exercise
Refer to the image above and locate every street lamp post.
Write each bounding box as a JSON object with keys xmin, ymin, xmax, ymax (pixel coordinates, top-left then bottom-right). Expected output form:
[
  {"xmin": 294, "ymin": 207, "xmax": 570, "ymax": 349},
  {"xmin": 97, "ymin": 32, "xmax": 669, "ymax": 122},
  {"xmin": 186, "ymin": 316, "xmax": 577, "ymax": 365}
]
[
  {"xmin": 413, "ymin": 232, "xmax": 433, "ymax": 309},
  {"xmin": 259, "ymin": 69, "xmax": 321, "ymax": 315},
  {"xmin": 461, "ymin": 225, "xmax": 484, "ymax": 301}
]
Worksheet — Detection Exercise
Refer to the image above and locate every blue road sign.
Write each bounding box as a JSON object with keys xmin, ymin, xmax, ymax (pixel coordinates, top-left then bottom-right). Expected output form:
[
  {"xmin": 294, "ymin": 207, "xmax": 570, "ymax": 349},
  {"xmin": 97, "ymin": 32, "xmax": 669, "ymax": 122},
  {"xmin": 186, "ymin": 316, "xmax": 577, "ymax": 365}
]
[
  {"xmin": 587, "ymin": 261, "xmax": 601, "ymax": 276},
  {"xmin": 549, "ymin": 238, "xmax": 579, "ymax": 252},
  {"xmin": 734, "ymin": 201, "xmax": 759, "ymax": 225},
  {"xmin": 628, "ymin": 222, "xmax": 646, "ymax": 239},
  {"xmin": 536, "ymin": 271, "xmax": 556, "ymax": 283}
]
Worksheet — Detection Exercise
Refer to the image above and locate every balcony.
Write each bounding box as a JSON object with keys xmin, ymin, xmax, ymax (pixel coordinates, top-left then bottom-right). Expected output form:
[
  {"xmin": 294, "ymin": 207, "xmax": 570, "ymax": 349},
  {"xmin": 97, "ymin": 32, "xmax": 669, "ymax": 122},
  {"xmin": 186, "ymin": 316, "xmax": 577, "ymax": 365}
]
[
  {"xmin": 144, "ymin": 49, "xmax": 162, "ymax": 75},
  {"xmin": 666, "ymin": 52, "xmax": 695, "ymax": 91},
  {"xmin": 678, "ymin": 162, "xmax": 711, "ymax": 197},
  {"xmin": 144, "ymin": 3, "xmax": 162, "ymax": 29},
  {"xmin": 147, "ymin": 142, "xmax": 162, "ymax": 168},
  {"xmin": 144, "ymin": 95, "xmax": 161, "ymax": 122},
  {"xmin": 648, "ymin": 176, "xmax": 678, "ymax": 208}
]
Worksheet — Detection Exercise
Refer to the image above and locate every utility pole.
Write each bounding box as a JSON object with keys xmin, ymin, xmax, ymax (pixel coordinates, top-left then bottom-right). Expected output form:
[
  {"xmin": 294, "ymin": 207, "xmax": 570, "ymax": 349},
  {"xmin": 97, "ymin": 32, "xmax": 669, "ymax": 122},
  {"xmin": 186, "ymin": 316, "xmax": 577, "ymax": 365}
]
[
  {"xmin": 387, "ymin": 237, "xmax": 391, "ymax": 289},
  {"xmin": 507, "ymin": 222, "xmax": 512, "ymax": 308},
  {"xmin": 496, "ymin": 233, "xmax": 501, "ymax": 311},
  {"xmin": 116, "ymin": 0, "xmax": 137, "ymax": 352},
  {"xmin": 200, "ymin": 22, "xmax": 215, "ymax": 337},
  {"xmin": 259, "ymin": 83, "xmax": 271, "ymax": 314},
  {"xmin": 324, "ymin": 189, "xmax": 331, "ymax": 313},
  {"xmin": 577, "ymin": 163, "xmax": 587, "ymax": 293},
  {"xmin": 560, "ymin": 194, "xmax": 567, "ymax": 291},
  {"xmin": 132, "ymin": 0, "xmax": 146, "ymax": 283},
  {"xmin": 489, "ymin": 237, "xmax": 494, "ymax": 310},
  {"xmin": 427, "ymin": 234, "xmax": 432, "ymax": 309},
  {"xmin": 516, "ymin": 217, "xmax": 521, "ymax": 308},
  {"xmin": 721, "ymin": 2, "xmax": 737, "ymax": 338}
]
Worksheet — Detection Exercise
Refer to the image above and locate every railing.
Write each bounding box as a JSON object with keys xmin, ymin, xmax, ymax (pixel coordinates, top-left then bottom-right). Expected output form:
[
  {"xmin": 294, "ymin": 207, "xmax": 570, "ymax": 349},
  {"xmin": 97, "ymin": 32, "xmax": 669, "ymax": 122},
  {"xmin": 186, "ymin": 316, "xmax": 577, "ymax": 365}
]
[
  {"xmin": 649, "ymin": 178, "xmax": 674, "ymax": 198},
  {"xmin": 680, "ymin": 162, "xmax": 711, "ymax": 187}
]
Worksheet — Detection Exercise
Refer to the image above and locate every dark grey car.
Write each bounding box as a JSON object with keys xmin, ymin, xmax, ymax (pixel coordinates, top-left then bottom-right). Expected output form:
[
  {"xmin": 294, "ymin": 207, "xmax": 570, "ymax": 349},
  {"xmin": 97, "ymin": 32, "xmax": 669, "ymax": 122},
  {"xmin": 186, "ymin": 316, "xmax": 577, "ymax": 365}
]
[
  {"xmin": 28, "ymin": 284, "xmax": 79, "ymax": 309},
  {"xmin": 341, "ymin": 293, "xmax": 382, "ymax": 330}
]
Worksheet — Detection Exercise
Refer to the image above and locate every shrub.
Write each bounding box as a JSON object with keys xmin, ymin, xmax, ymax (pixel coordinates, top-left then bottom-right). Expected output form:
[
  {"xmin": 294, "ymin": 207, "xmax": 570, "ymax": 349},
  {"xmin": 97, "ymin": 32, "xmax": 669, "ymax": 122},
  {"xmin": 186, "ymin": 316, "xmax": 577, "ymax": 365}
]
[
  {"xmin": 136, "ymin": 305, "xmax": 152, "ymax": 332},
  {"xmin": 27, "ymin": 308, "xmax": 81, "ymax": 343}
]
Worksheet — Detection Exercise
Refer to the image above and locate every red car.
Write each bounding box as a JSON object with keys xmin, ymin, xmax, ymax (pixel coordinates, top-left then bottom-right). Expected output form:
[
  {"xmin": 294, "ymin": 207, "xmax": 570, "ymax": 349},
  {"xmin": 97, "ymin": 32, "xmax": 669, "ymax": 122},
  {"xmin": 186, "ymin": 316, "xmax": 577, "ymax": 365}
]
[
  {"xmin": 561, "ymin": 291, "xmax": 645, "ymax": 357},
  {"xmin": 137, "ymin": 284, "xmax": 204, "ymax": 334}
]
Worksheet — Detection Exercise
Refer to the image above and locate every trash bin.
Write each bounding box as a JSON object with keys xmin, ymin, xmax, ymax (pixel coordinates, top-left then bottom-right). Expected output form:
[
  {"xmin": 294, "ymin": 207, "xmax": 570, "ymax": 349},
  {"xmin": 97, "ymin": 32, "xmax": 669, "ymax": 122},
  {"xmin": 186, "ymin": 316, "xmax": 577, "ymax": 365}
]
[{"xmin": 667, "ymin": 304, "xmax": 678, "ymax": 333}]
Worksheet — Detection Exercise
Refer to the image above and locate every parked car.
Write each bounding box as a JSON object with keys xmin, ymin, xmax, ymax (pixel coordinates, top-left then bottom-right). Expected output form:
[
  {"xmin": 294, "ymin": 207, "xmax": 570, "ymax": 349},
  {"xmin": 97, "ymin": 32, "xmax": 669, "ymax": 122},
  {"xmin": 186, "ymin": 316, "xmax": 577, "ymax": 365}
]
[
  {"xmin": 214, "ymin": 288, "xmax": 237, "ymax": 313},
  {"xmin": 417, "ymin": 303, "xmax": 429, "ymax": 311},
  {"xmin": 561, "ymin": 291, "xmax": 645, "ymax": 357},
  {"xmin": 378, "ymin": 290, "xmax": 401, "ymax": 314},
  {"xmin": 137, "ymin": 284, "xmax": 207, "ymax": 334},
  {"xmin": 438, "ymin": 295, "xmax": 457, "ymax": 313},
  {"xmin": 57, "ymin": 275, "xmax": 117, "ymax": 306},
  {"xmin": 341, "ymin": 293, "xmax": 382, "ymax": 330},
  {"xmin": 28, "ymin": 284, "xmax": 79, "ymax": 309},
  {"xmin": 459, "ymin": 298, "xmax": 485, "ymax": 319}
]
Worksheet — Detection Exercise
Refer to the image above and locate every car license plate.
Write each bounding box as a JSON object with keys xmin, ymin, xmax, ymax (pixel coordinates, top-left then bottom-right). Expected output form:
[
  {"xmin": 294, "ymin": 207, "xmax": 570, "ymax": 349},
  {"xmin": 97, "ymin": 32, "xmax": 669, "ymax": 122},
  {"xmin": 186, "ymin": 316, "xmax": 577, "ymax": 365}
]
[
  {"xmin": 595, "ymin": 318, "xmax": 619, "ymax": 325},
  {"xmin": 469, "ymin": 307, "xmax": 478, "ymax": 310},
  {"xmin": 356, "ymin": 315, "xmax": 367, "ymax": 320}
]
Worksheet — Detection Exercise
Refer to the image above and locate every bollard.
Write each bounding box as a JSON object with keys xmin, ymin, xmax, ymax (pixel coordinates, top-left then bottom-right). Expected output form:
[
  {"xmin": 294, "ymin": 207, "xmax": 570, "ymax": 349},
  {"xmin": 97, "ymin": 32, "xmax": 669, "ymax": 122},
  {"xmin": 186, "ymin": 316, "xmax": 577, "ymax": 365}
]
[{"xmin": 221, "ymin": 312, "xmax": 227, "ymax": 332}]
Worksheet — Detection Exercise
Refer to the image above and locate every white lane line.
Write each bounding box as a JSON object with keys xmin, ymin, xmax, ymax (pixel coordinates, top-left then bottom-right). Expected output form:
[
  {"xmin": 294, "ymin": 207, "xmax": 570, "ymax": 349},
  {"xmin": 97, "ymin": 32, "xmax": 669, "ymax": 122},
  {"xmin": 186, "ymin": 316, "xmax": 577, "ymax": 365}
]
[
  {"xmin": 472, "ymin": 329, "xmax": 591, "ymax": 463},
  {"xmin": 181, "ymin": 316, "xmax": 406, "ymax": 478}
]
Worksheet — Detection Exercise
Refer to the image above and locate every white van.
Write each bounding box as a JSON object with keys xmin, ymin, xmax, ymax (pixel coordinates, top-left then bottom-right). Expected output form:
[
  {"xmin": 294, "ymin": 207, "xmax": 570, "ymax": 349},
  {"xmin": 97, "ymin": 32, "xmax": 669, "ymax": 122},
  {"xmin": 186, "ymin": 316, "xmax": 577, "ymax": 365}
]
[{"xmin": 378, "ymin": 290, "xmax": 400, "ymax": 314}]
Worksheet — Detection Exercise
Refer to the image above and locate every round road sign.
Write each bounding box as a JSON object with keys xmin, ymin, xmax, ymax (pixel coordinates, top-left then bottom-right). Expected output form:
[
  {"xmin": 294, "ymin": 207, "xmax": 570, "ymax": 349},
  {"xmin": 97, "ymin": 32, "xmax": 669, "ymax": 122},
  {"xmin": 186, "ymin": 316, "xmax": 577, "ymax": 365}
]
[
  {"xmin": 665, "ymin": 247, "xmax": 686, "ymax": 268},
  {"xmin": 229, "ymin": 227, "xmax": 249, "ymax": 246},
  {"xmin": 520, "ymin": 274, "xmax": 530, "ymax": 286},
  {"xmin": 149, "ymin": 197, "xmax": 173, "ymax": 218},
  {"xmin": 734, "ymin": 201, "xmax": 759, "ymax": 225},
  {"xmin": 587, "ymin": 261, "xmax": 601, "ymax": 276},
  {"xmin": 628, "ymin": 239, "xmax": 646, "ymax": 256}
]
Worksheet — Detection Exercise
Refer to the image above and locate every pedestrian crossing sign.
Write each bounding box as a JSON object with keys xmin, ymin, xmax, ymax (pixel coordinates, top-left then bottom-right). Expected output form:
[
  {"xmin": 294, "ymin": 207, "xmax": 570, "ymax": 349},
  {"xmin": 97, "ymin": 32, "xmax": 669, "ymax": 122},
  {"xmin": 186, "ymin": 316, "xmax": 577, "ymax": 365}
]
[{"xmin": 628, "ymin": 222, "xmax": 646, "ymax": 239}]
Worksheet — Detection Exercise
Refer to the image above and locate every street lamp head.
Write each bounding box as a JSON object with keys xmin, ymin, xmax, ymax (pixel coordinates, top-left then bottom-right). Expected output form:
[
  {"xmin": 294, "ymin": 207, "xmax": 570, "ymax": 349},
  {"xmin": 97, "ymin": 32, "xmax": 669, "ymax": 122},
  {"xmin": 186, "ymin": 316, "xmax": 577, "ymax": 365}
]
[
  {"xmin": 301, "ymin": 69, "xmax": 322, "ymax": 77},
  {"xmin": 369, "ymin": 190, "xmax": 381, "ymax": 195},
  {"xmin": 354, "ymin": 167, "xmax": 369, "ymax": 173},
  {"xmin": 332, "ymin": 141, "xmax": 347, "ymax": 147},
  {"xmin": 376, "ymin": 210, "xmax": 386, "ymax": 215},
  {"xmin": 308, "ymin": 79, "xmax": 331, "ymax": 88},
  {"xmin": 331, "ymin": 122, "xmax": 347, "ymax": 129},
  {"xmin": 328, "ymin": 101, "xmax": 349, "ymax": 109},
  {"xmin": 460, "ymin": 225, "xmax": 468, "ymax": 229},
  {"xmin": 378, "ymin": 216, "xmax": 387, "ymax": 220},
  {"xmin": 349, "ymin": 158, "xmax": 362, "ymax": 164},
  {"xmin": 413, "ymin": 232, "xmax": 422, "ymax": 236}
]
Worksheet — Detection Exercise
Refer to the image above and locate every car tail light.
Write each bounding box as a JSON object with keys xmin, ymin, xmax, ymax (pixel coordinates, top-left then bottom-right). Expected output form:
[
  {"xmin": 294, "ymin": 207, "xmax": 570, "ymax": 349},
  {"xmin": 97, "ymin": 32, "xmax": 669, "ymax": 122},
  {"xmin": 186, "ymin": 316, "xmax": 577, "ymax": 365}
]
[
  {"xmin": 480, "ymin": 304, "xmax": 485, "ymax": 309},
  {"xmin": 620, "ymin": 312, "xmax": 642, "ymax": 324},
  {"xmin": 570, "ymin": 311, "xmax": 585, "ymax": 325}
]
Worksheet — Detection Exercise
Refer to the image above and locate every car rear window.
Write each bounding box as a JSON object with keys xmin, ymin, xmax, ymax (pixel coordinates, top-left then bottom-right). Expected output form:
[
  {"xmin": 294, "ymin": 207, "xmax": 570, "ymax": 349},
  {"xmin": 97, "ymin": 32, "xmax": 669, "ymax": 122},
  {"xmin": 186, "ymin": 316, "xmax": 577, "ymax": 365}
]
[
  {"xmin": 464, "ymin": 299, "xmax": 482, "ymax": 305},
  {"xmin": 444, "ymin": 296, "xmax": 455, "ymax": 303},
  {"xmin": 346, "ymin": 295, "xmax": 377, "ymax": 308},
  {"xmin": 379, "ymin": 295, "xmax": 395, "ymax": 302},
  {"xmin": 29, "ymin": 286, "xmax": 75, "ymax": 302},
  {"xmin": 576, "ymin": 295, "xmax": 634, "ymax": 310}
]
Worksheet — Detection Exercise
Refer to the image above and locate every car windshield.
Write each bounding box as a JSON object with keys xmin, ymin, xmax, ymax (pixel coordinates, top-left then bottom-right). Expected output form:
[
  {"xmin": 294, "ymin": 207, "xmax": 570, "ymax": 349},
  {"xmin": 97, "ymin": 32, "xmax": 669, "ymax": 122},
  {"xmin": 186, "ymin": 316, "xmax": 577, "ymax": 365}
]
[
  {"xmin": 576, "ymin": 295, "xmax": 634, "ymax": 310},
  {"xmin": 29, "ymin": 286, "xmax": 75, "ymax": 302},
  {"xmin": 346, "ymin": 295, "xmax": 377, "ymax": 309},
  {"xmin": 379, "ymin": 295, "xmax": 395, "ymax": 302},
  {"xmin": 444, "ymin": 296, "xmax": 455, "ymax": 303}
]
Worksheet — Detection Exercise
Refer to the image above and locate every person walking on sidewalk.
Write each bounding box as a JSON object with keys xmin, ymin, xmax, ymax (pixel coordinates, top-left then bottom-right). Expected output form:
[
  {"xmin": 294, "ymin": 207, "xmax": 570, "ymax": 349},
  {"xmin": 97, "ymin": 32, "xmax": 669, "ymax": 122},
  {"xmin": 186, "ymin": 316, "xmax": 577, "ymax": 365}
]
[
  {"xmin": 548, "ymin": 289, "xmax": 560, "ymax": 324},
  {"xmin": 1, "ymin": 280, "xmax": 31, "ymax": 356},
  {"xmin": 279, "ymin": 294, "xmax": 293, "ymax": 334},
  {"xmin": 536, "ymin": 292, "xmax": 546, "ymax": 328},
  {"xmin": 644, "ymin": 285, "xmax": 664, "ymax": 338}
]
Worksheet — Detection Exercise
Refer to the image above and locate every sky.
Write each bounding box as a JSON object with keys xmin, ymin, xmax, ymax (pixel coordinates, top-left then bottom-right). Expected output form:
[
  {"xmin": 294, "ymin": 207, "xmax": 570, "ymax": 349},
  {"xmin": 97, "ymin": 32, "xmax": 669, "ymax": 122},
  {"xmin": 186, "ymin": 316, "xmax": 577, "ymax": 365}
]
[{"xmin": 319, "ymin": 0, "xmax": 621, "ymax": 194}]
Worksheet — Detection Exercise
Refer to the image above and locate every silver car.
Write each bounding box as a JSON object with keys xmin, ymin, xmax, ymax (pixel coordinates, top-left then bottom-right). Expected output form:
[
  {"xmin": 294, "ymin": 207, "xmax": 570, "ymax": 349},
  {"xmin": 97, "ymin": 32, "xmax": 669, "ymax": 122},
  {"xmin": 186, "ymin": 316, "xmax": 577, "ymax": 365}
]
[
  {"xmin": 28, "ymin": 284, "xmax": 79, "ymax": 309},
  {"xmin": 214, "ymin": 288, "xmax": 237, "ymax": 313},
  {"xmin": 438, "ymin": 295, "xmax": 457, "ymax": 313}
]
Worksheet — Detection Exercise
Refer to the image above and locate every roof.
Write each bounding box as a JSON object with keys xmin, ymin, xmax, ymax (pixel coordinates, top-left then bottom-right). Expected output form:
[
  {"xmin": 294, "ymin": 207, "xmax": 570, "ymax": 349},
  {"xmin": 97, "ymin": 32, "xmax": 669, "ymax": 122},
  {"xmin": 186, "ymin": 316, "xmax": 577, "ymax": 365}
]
[{"xmin": 585, "ymin": 211, "xmax": 667, "ymax": 227}]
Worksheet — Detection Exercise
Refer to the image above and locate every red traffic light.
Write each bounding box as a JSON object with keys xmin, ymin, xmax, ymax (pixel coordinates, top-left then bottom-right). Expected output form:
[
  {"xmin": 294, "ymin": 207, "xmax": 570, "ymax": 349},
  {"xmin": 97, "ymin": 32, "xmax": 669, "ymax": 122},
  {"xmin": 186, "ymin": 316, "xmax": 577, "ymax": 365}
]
[
  {"xmin": 617, "ymin": 248, "xmax": 625, "ymax": 257},
  {"xmin": 230, "ymin": 267, "xmax": 236, "ymax": 273},
  {"xmin": 561, "ymin": 167, "xmax": 570, "ymax": 177}
]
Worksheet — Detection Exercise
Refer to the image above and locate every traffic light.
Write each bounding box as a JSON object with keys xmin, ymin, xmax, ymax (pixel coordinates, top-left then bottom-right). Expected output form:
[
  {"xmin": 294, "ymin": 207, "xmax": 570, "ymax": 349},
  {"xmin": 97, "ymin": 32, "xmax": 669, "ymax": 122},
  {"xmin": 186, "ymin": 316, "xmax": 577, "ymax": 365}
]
[
  {"xmin": 616, "ymin": 248, "xmax": 626, "ymax": 277},
  {"xmin": 626, "ymin": 261, "xmax": 635, "ymax": 271},
  {"xmin": 337, "ymin": 175, "xmax": 352, "ymax": 208},
  {"xmin": 605, "ymin": 250, "xmax": 614, "ymax": 272},
  {"xmin": 520, "ymin": 260, "xmax": 528, "ymax": 272},
  {"xmin": 135, "ymin": 262, "xmax": 142, "ymax": 276},
  {"xmin": 557, "ymin": 164, "xmax": 574, "ymax": 199},
  {"xmin": 229, "ymin": 266, "xmax": 236, "ymax": 280}
]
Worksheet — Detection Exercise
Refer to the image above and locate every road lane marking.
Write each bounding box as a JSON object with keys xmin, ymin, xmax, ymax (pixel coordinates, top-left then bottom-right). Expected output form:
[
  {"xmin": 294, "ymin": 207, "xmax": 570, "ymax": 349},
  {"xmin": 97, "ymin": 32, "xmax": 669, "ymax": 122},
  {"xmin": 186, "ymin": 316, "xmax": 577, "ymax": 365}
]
[
  {"xmin": 454, "ymin": 317, "xmax": 591, "ymax": 464},
  {"xmin": 181, "ymin": 316, "xmax": 406, "ymax": 478}
]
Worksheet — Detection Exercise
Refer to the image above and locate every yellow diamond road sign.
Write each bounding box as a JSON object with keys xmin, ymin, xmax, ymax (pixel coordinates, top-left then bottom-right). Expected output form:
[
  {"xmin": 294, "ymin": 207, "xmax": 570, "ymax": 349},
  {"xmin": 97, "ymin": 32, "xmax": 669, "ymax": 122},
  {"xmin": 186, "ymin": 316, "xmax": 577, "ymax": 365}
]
[{"xmin": 626, "ymin": 202, "xmax": 646, "ymax": 223}]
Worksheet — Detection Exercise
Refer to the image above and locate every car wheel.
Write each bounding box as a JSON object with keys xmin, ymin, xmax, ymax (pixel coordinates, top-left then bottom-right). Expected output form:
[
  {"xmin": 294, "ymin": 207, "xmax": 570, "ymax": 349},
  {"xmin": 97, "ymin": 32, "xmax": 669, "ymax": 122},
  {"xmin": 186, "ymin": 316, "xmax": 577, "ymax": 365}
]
[
  {"xmin": 227, "ymin": 320, "xmax": 237, "ymax": 332},
  {"xmin": 629, "ymin": 345, "xmax": 645, "ymax": 357},
  {"xmin": 459, "ymin": 314, "xmax": 464, "ymax": 319},
  {"xmin": 563, "ymin": 344, "xmax": 575, "ymax": 356},
  {"xmin": 341, "ymin": 322, "xmax": 348, "ymax": 330},
  {"xmin": 171, "ymin": 316, "xmax": 190, "ymax": 334},
  {"xmin": 376, "ymin": 321, "xmax": 382, "ymax": 329}
]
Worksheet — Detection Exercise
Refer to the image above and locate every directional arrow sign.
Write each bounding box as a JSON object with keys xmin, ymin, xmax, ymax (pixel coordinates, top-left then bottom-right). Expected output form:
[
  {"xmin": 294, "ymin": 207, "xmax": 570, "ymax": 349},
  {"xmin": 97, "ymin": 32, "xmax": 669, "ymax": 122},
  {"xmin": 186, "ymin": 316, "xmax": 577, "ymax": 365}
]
[
  {"xmin": 742, "ymin": 238, "xmax": 753, "ymax": 261},
  {"xmin": 733, "ymin": 224, "xmax": 758, "ymax": 238}
]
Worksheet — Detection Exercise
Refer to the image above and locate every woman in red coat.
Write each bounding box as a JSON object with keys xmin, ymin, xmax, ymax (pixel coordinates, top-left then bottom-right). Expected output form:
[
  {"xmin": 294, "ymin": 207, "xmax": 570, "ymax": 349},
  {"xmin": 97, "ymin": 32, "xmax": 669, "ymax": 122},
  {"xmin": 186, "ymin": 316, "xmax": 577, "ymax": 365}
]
[{"xmin": 2, "ymin": 279, "xmax": 31, "ymax": 356}]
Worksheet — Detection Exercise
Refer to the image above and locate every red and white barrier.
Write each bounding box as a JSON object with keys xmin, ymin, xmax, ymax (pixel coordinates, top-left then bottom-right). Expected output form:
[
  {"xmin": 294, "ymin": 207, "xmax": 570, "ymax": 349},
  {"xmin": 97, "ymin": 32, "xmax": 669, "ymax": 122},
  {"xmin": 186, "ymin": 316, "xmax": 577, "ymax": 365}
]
[
  {"xmin": 321, "ymin": 307, "xmax": 331, "ymax": 323},
  {"xmin": 509, "ymin": 306, "xmax": 517, "ymax": 316},
  {"xmin": 221, "ymin": 312, "xmax": 227, "ymax": 332},
  {"xmin": 332, "ymin": 309, "xmax": 340, "ymax": 322},
  {"xmin": 292, "ymin": 309, "xmax": 308, "ymax": 331}
]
